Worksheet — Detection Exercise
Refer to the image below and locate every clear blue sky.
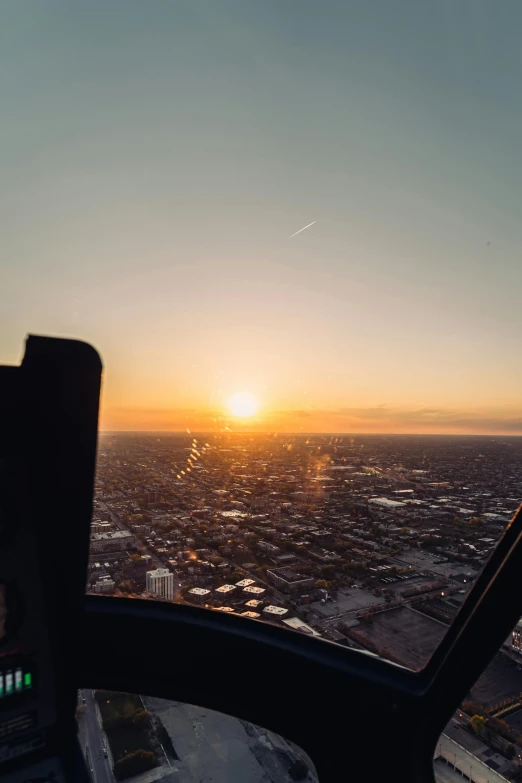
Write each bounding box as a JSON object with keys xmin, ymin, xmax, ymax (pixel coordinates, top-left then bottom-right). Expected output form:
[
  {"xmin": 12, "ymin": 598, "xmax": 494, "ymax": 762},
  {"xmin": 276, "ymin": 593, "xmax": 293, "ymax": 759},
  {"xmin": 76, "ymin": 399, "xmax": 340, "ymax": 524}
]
[{"xmin": 2, "ymin": 1, "xmax": 522, "ymax": 433}]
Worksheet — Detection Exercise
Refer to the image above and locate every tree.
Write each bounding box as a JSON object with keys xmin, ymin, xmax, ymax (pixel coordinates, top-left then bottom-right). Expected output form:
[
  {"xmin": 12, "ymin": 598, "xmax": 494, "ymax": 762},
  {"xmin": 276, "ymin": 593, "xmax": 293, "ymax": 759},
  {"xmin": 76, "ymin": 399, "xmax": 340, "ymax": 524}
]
[
  {"xmin": 462, "ymin": 700, "xmax": 486, "ymax": 717},
  {"xmin": 486, "ymin": 716, "xmax": 516, "ymax": 743},
  {"xmin": 315, "ymin": 580, "xmax": 328, "ymax": 590},
  {"xmin": 129, "ymin": 554, "xmax": 142, "ymax": 564},
  {"xmin": 506, "ymin": 743, "xmax": 515, "ymax": 760},
  {"xmin": 132, "ymin": 709, "xmax": 151, "ymax": 730},
  {"xmin": 114, "ymin": 749, "xmax": 156, "ymax": 780},
  {"xmin": 468, "ymin": 715, "xmax": 486, "ymax": 736}
]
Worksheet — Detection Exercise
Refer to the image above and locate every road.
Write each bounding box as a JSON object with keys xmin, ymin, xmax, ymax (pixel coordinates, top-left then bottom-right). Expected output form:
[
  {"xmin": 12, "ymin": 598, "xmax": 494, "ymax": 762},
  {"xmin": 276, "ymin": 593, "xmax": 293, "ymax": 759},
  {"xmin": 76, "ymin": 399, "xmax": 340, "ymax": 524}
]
[
  {"xmin": 96, "ymin": 500, "xmax": 183, "ymax": 601},
  {"xmin": 96, "ymin": 501, "xmax": 125, "ymax": 531},
  {"xmin": 77, "ymin": 690, "xmax": 113, "ymax": 783}
]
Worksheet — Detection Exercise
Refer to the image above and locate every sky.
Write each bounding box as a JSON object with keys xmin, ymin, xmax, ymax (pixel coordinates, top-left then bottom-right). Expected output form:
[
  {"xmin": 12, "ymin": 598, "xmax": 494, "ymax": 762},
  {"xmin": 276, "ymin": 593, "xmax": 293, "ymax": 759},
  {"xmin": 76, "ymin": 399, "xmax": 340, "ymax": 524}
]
[{"xmin": 2, "ymin": 1, "xmax": 522, "ymax": 434}]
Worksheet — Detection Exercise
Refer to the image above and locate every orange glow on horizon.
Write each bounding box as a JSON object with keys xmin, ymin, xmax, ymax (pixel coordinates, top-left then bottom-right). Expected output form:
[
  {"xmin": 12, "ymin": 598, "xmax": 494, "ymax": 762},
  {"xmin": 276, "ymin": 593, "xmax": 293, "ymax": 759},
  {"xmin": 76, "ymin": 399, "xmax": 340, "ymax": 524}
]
[{"xmin": 98, "ymin": 403, "xmax": 522, "ymax": 436}]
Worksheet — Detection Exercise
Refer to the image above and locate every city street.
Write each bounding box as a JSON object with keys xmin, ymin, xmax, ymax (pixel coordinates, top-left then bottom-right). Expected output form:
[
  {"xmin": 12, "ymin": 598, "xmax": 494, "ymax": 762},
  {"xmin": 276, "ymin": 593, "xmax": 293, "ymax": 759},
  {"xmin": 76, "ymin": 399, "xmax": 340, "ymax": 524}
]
[
  {"xmin": 77, "ymin": 690, "xmax": 113, "ymax": 783},
  {"xmin": 96, "ymin": 501, "xmax": 125, "ymax": 531},
  {"xmin": 95, "ymin": 499, "xmax": 183, "ymax": 602}
]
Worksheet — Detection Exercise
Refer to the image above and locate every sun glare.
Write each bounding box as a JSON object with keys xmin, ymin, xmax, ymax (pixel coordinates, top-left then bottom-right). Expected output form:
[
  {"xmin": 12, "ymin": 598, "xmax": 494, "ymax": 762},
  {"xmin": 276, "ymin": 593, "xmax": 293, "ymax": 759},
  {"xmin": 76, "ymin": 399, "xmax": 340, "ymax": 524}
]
[{"xmin": 229, "ymin": 392, "xmax": 258, "ymax": 418}]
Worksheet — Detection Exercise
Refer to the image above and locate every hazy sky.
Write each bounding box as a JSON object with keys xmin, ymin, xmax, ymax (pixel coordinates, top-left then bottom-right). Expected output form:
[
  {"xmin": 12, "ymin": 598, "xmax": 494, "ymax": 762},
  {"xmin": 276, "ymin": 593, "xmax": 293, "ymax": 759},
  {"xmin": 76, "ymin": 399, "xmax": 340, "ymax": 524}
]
[{"xmin": 2, "ymin": 1, "xmax": 522, "ymax": 434}]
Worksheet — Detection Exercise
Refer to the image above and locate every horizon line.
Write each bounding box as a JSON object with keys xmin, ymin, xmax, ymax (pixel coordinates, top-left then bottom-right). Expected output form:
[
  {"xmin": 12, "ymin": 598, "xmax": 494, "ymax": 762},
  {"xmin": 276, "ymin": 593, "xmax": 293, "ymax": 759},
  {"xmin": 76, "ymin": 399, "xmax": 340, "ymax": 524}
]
[{"xmin": 98, "ymin": 430, "xmax": 522, "ymax": 437}]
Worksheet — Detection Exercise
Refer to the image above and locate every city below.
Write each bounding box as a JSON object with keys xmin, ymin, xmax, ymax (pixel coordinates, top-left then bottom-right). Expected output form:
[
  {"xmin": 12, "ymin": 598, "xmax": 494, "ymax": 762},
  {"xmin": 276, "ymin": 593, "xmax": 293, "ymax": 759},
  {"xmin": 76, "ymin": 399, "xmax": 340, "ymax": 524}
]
[{"xmin": 80, "ymin": 432, "xmax": 522, "ymax": 782}]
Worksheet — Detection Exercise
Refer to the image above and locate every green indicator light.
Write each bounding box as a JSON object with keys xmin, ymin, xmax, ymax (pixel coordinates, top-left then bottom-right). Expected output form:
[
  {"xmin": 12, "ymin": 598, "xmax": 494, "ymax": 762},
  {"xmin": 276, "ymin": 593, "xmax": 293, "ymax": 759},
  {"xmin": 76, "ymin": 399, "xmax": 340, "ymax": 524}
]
[
  {"xmin": 0, "ymin": 675, "xmax": 4, "ymax": 697},
  {"xmin": 5, "ymin": 673, "xmax": 13, "ymax": 694},
  {"xmin": 24, "ymin": 672, "xmax": 32, "ymax": 688}
]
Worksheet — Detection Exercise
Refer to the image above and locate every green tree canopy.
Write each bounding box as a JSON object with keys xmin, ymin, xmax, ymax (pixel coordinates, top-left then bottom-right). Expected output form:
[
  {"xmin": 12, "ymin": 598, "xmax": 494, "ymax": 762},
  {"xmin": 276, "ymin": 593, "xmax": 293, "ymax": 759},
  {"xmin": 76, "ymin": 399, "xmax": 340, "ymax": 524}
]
[
  {"xmin": 132, "ymin": 709, "xmax": 151, "ymax": 730},
  {"xmin": 114, "ymin": 749, "xmax": 156, "ymax": 780},
  {"xmin": 468, "ymin": 715, "xmax": 486, "ymax": 736}
]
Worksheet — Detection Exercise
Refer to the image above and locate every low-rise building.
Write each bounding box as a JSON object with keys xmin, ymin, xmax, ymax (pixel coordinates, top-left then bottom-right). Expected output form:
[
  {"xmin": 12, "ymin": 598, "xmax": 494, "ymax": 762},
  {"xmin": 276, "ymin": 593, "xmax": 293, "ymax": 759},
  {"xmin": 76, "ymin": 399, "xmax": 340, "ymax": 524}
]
[
  {"xmin": 188, "ymin": 587, "xmax": 211, "ymax": 602},
  {"xmin": 92, "ymin": 578, "xmax": 115, "ymax": 594},
  {"xmin": 266, "ymin": 567, "xmax": 315, "ymax": 594},
  {"xmin": 368, "ymin": 498, "xmax": 407, "ymax": 512},
  {"xmin": 215, "ymin": 584, "xmax": 236, "ymax": 595},
  {"xmin": 263, "ymin": 605, "xmax": 288, "ymax": 618},
  {"xmin": 90, "ymin": 530, "xmax": 135, "ymax": 553},
  {"xmin": 309, "ymin": 548, "xmax": 341, "ymax": 563},
  {"xmin": 243, "ymin": 585, "xmax": 266, "ymax": 596},
  {"xmin": 257, "ymin": 541, "xmax": 281, "ymax": 555},
  {"xmin": 91, "ymin": 521, "xmax": 112, "ymax": 534}
]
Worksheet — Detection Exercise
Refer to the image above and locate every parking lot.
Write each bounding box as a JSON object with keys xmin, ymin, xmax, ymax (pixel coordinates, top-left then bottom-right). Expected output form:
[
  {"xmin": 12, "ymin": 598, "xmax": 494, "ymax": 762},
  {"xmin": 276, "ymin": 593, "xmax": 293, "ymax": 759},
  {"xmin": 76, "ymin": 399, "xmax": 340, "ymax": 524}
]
[
  {"xmin": 384, "ymin": 575, "xmax": 437, "ymax": 596},
  {"xmin": 393, "ymin": 553, "xmax": 479, "ymax": 582},
  {"xmin": 348, "ymin": 605, "xmax": 447, "ymax": 669},
  {"xmin": 470, "ymin": 652, "xmax": 522, "ymax": 708},
  {"xmin": 310, "ymin": 587, "xmax": 385, "ymax": 619}
]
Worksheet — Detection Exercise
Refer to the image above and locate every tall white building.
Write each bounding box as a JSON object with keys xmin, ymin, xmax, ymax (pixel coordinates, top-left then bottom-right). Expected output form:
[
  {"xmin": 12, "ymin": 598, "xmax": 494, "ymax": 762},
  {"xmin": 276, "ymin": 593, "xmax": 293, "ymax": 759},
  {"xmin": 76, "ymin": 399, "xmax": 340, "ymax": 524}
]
[{"xmin": 146, "ymin": 568, "xmax": 174, "ymax": 601}]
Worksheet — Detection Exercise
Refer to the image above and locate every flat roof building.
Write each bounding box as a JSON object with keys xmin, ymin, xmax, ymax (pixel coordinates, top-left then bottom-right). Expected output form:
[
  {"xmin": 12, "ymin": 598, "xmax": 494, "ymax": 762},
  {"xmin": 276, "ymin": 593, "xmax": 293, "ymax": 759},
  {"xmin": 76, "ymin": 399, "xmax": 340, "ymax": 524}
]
[
  {"xmin": 188, "ymin": 587, "xmax": 210, "ymax": 602},
  {"xmin": 263, "ymin": 605, "xmax": 288, "ymax": 617},
  {"xmin": 243, "ymin": 586, "xmax": 266, "ymax": 596},
  {"xmin": 266, "ymin": 567, "xmax": 315, "ymax": 594},
  {"xmin": 257, "ymin": 541, "xmax": 281, "ymax": 554},
  {"xmin": 92, "ymin": 578, "xmax": 115, "ymax": 594},
  {"xmin": 368, "ymin": 498, "xmax": 406, "ymax": 511},
  {"xmin": 90, "ymin": 530, "xmax": 135, "ymax": 553}
]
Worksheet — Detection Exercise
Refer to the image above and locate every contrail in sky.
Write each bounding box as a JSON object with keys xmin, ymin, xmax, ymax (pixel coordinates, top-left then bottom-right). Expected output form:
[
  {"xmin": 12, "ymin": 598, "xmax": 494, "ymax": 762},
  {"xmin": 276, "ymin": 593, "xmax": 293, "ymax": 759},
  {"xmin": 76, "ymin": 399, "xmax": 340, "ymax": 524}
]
[{"xmin": 289, "ymin": 220, "xmax": 316, "ymax": 238}]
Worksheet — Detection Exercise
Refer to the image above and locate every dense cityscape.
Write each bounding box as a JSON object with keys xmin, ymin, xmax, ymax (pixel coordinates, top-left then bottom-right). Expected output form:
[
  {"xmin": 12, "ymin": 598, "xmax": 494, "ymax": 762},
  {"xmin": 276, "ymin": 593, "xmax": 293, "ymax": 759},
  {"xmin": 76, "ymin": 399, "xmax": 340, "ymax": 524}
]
[{"xmin": 78, "ymin": 433, "xmax": 522, "ymax": 782}]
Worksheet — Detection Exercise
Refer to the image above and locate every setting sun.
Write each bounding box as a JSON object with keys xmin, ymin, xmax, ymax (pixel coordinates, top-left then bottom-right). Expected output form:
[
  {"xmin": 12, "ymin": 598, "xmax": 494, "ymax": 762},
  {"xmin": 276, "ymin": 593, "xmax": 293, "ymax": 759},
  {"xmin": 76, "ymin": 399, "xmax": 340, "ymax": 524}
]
[{"xmin": 228, "ymin": 392, "xmax": 258, "ymax": 418}]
